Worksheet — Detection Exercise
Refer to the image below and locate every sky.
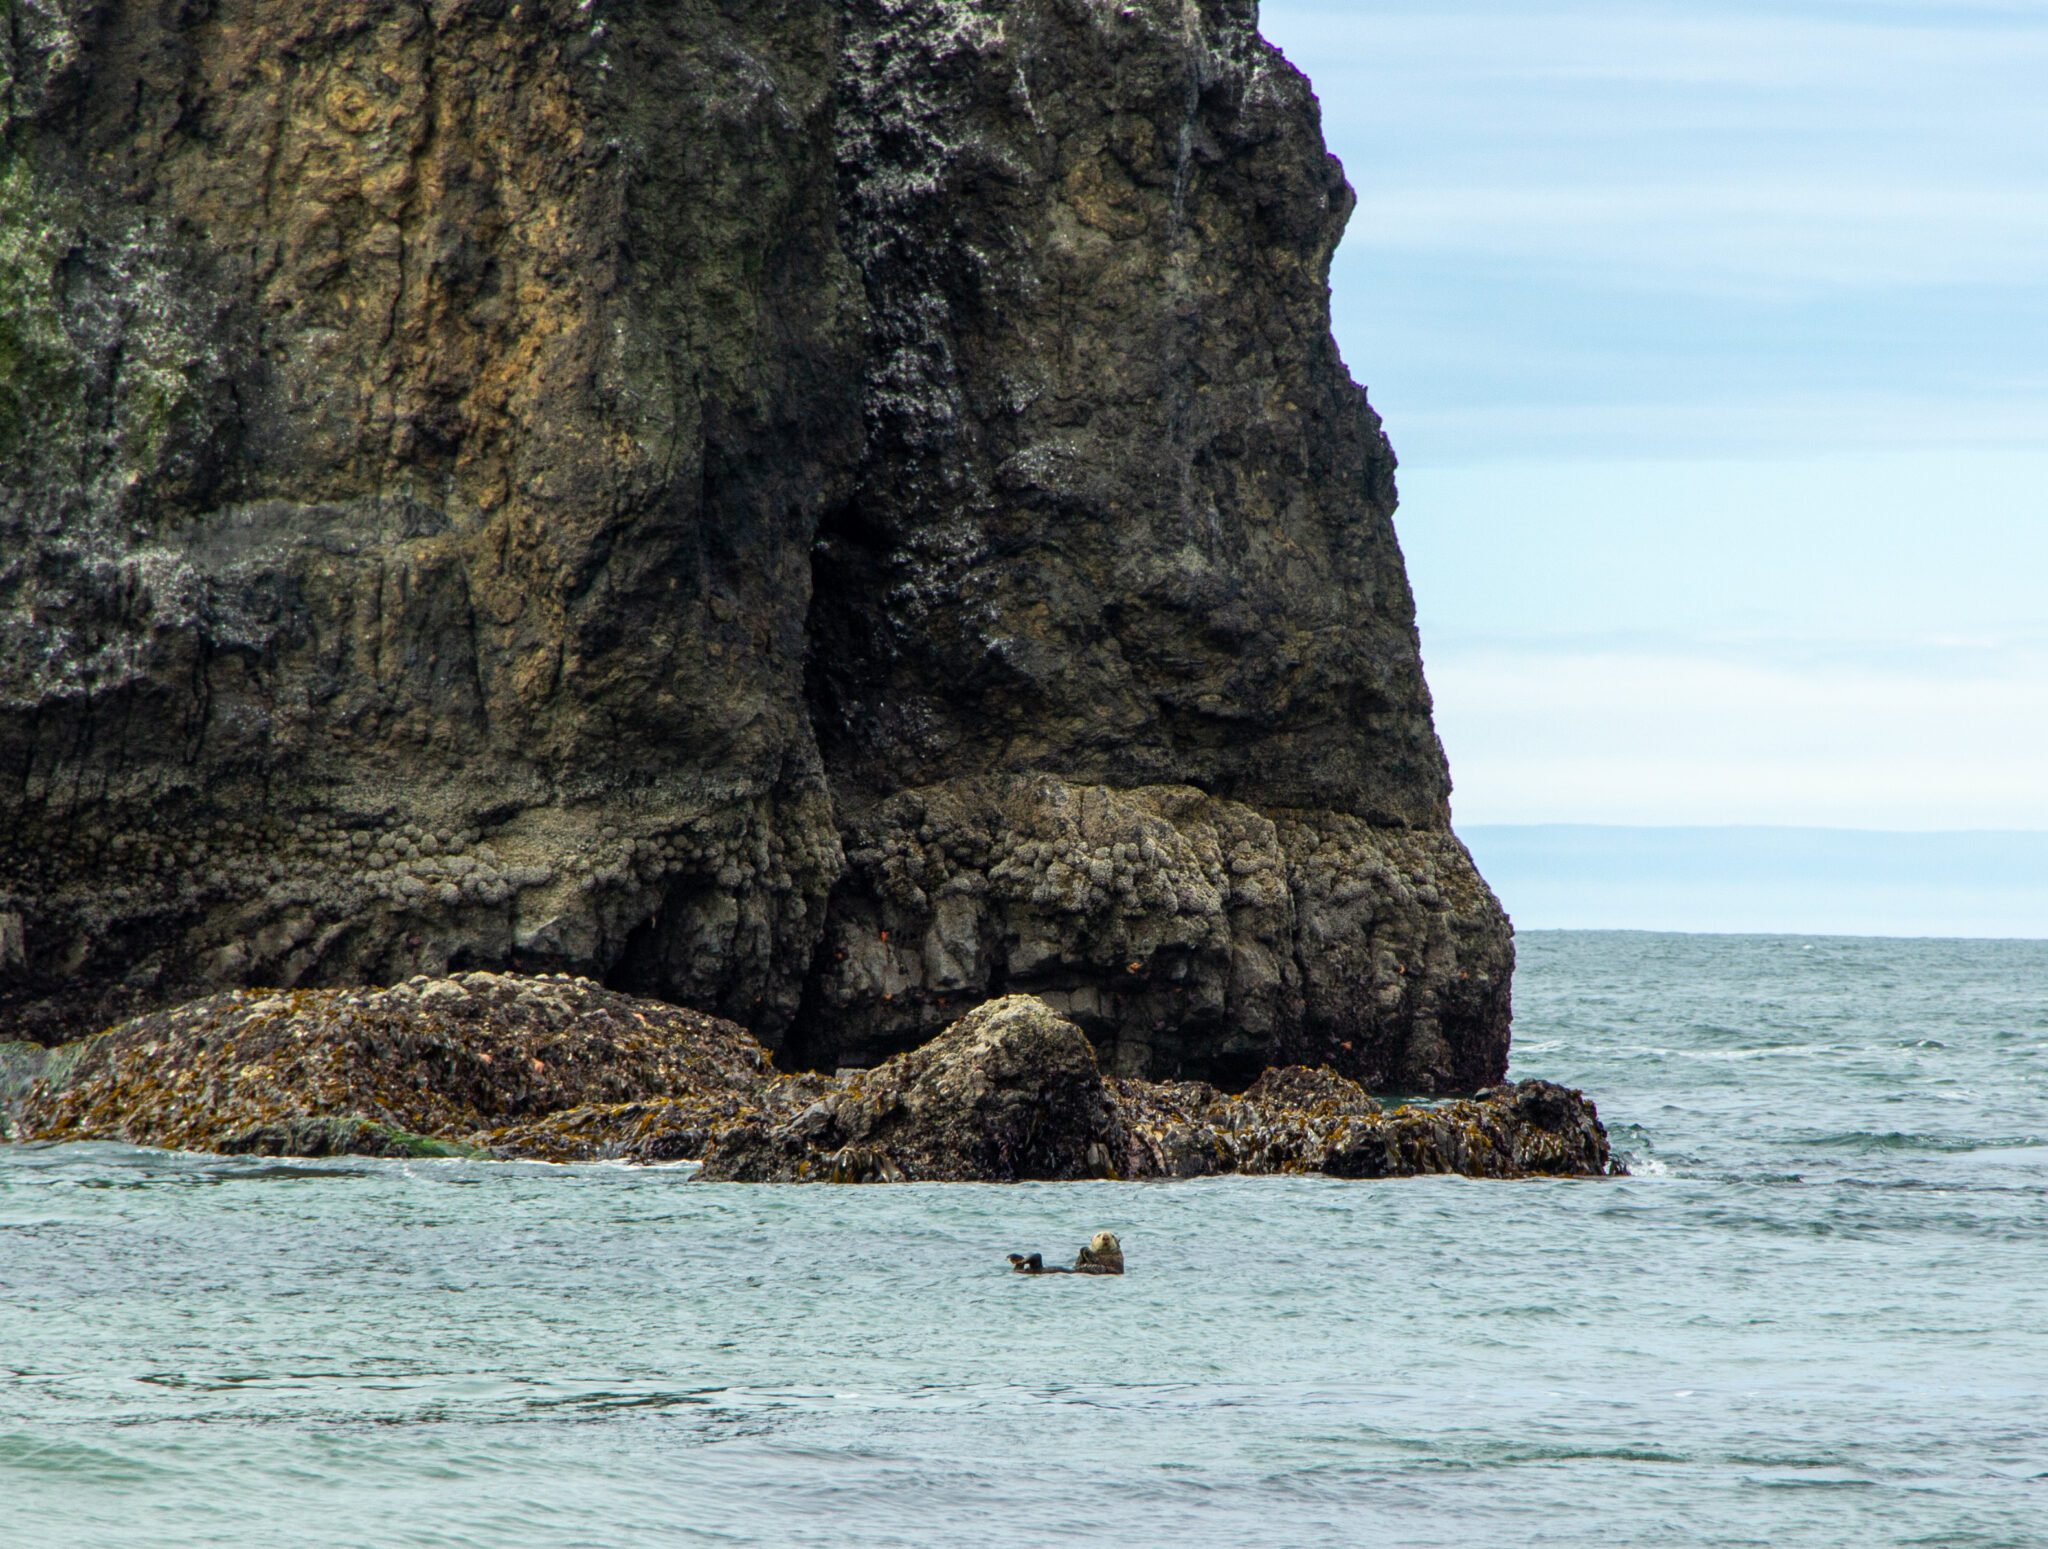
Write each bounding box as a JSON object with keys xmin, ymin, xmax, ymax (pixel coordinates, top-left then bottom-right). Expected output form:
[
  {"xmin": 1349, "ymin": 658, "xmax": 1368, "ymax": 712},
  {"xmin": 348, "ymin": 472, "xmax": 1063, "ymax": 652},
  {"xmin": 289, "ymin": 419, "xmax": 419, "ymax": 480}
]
[
  {"xmin": 1460, "ymin": 825, "xmax": 2048, "ymax": 937},
  {"xmin": 1257, "ymin": 0, "xmax": 2048, "ymax": 833}
]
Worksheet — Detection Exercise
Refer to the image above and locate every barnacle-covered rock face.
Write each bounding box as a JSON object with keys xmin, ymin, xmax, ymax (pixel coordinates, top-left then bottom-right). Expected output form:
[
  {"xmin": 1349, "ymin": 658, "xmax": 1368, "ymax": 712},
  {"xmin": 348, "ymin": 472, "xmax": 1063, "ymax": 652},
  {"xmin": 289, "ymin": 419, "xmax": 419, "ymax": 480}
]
[
  {"xmin": 789, "ymin": 777, "xmax": 1509, "ymax": 1092},
  {"xmin": 3, "ymin": 0, "xmax": 1512, "ymax": 1095}
]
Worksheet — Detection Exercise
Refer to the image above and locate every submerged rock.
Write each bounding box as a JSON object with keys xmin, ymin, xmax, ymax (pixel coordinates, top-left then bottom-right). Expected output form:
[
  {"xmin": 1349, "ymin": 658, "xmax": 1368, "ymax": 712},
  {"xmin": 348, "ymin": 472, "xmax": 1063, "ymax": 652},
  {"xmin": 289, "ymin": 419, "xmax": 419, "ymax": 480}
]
[{"xmin": 217, "ymin": 1117, "xmax": 486, "ymax": 1161}]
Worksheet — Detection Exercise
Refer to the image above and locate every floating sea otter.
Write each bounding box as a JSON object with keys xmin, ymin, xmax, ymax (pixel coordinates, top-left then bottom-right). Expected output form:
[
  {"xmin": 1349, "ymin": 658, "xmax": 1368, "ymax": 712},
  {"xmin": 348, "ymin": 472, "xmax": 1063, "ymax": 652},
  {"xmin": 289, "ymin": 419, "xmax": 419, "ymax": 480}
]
[{"xmin": 1008, "ymin": 1232, "xmax": 1124, "ymax": 1275}]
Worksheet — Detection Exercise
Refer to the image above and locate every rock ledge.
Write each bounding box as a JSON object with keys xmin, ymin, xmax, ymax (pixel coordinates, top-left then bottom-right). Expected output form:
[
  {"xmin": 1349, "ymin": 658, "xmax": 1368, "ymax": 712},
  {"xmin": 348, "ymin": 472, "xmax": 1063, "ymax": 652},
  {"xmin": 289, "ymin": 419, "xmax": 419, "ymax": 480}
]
[{"xmin": 13, "ymin": 979, "xmax": 1618, "ymax": 1181}]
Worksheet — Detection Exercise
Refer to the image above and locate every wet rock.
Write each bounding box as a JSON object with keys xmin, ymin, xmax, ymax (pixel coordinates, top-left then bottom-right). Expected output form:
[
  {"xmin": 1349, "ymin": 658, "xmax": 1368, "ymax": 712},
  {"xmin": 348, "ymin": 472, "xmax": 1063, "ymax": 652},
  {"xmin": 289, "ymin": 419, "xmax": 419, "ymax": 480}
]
[
  {"xmin": 700, "ymin": 996, "xmax": 1128, "ymax": 1183},
  {"xmin": 15, "ymin": 973, "xmax": 776, "ymax": 1156},
  {"xmin": 1318, "ymin": 1081, "xmax": 1617, "ymax": 1181},
  {"xmin": 1115, "ymin": 1064, "xmax": 1617, "ymax": 1181},
  {"xmin": 217, "ymin": 1117, "xmax": 485, "ymax": 1161},
  {"xmin": 474, "ymin": 1078, "xmax": 837, "ymax": 1167},
  {"xmin": 0, "ymin": 1041, "xmax": 47, "ymax": 1142},
  {"xmin": 13, "ymin": 982, "xmax": 1615, "ymax": 1180},
  {"xmin": 708, "ymin": 997, "xmax": 1617, "ymax": 1183}
]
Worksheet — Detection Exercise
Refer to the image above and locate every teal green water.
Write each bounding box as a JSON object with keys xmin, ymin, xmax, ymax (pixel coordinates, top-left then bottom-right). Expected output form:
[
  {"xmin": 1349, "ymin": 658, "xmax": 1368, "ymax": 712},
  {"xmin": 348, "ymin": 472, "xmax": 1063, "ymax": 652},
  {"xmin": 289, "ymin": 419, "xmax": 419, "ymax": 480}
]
[{"xmin": 4, "ymin": 933, "xmax": 2045, "ymax": 1547}]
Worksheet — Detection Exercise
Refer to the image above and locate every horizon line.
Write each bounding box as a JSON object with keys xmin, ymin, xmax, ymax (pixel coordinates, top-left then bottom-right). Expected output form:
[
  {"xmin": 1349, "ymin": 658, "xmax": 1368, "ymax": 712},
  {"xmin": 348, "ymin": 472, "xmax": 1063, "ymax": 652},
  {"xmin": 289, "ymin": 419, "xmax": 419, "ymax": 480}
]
[
  {"xmin": 1456, "ymin": 822, "xmax": 2048, "ymax": 836},
  {"xmin": 1515, "ymin": 926, "xmax": 2048, "ymax": 944}
]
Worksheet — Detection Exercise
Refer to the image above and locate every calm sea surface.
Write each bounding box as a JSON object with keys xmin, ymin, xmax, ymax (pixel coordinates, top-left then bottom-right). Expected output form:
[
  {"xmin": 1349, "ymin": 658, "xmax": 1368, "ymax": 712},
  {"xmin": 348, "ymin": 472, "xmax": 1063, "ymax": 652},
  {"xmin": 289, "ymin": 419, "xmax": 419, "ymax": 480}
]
[{"xmin": 4, "ymin": 933, "xmax": 2045, "ymax": 1548}]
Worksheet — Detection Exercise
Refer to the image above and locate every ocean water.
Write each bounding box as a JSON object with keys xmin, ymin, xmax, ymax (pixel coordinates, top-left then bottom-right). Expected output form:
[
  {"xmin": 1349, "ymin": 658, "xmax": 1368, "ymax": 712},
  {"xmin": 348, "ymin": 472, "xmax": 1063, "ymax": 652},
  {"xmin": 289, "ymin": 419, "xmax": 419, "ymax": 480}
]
[{"xmin": 3, "ymin": 932, "xmax": 2044, "ymax": 1548}]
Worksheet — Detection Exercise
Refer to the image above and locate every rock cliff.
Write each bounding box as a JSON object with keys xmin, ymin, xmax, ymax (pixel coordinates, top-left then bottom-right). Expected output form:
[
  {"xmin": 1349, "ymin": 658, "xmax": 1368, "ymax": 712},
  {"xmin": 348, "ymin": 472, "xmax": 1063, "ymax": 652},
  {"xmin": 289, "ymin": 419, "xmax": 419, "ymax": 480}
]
[{"xmin": 1, "ymin": 0, "xmax": 1511, "ymax": 1091}]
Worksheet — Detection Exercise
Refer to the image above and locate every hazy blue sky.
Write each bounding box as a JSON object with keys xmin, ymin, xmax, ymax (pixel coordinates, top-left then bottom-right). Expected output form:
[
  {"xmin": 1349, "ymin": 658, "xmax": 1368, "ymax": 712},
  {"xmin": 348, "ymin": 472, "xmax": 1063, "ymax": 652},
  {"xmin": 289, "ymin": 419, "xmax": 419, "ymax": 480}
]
[{"xmin": 1259, "ymin": 0, "xmax": 2048, "ymax": 829}]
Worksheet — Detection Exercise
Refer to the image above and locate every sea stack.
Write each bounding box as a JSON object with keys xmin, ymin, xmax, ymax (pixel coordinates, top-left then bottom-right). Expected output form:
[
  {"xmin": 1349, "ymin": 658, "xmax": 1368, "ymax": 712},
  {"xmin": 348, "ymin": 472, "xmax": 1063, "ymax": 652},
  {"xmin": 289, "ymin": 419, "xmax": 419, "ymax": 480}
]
[{"xmin": 0, "ymin": 0, "xmax": 1510, "ymax": 1094}]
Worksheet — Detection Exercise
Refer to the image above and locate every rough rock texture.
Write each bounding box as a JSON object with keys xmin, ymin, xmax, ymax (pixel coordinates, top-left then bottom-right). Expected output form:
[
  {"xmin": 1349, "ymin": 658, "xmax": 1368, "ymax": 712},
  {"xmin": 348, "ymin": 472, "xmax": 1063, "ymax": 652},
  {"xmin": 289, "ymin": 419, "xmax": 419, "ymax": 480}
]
[
  {"xmin": 13, "ymin": 983, "xmax": 1613, "ymax": 1178},
  {"xmin": 2, "ymin": 0, "xmax": 1511, "ymax": 1092},
  {"xmin": 702, "ymin": 994, "xmax": 1130, "ymax": 1183},
  {"xmin": 705, "ymin": 994, "xmax": 1613, "ymax": 1182},
  {"xmin": 14, "ymin": 972, "xmax": 781, "ymax": 1154},
  {"xmin": 785, "ymin": 776, "xmax": 1510, "ymax": 1089},
  {"xmin": 1, "ymin": 1, "xmax": 859, "ymax": 1046},
  {"xmin": 1114, "ymin": 1069, "xmax": 1615, "ymax": 1181}
]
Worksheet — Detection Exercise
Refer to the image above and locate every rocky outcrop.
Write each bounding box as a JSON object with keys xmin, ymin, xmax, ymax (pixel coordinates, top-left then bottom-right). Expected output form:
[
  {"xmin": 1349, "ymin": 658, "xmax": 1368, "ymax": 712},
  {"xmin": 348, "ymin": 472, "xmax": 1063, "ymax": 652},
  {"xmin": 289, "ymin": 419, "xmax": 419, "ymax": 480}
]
[
  {"xmin": 2, "ymin": 0, "xmax": 1511, "ymax": 1092},
  {"xmin": 786, "ymin": 777, "xmax": 1510, "ymax": 1089},
  {"xmin": 14, "ymin": 972, "xmax": 782, "ymax": 1155},
  {"xmin": 703, "ymin": 993, "xmax": 1612, "ymax": 1182},
  {"xmin": 13, "ymin": 981, "xmax": 1614, "ymax": 1179},
  {"xmin": 702, "ymin": 994, "xmax": 1130, "ymax": 1183},
  {"xmin": 2, "ymin": 1, "xmax": 858, "ymax": 1047}
]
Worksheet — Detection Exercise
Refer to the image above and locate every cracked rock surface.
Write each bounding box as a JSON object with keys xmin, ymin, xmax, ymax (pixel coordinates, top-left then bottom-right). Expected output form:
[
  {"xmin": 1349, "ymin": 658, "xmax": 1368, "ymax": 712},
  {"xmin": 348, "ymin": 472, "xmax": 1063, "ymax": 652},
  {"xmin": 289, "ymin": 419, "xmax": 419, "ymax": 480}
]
[{"xmin": 3, "ymin": 0, "xmax": 1511, "ymax": 1093}]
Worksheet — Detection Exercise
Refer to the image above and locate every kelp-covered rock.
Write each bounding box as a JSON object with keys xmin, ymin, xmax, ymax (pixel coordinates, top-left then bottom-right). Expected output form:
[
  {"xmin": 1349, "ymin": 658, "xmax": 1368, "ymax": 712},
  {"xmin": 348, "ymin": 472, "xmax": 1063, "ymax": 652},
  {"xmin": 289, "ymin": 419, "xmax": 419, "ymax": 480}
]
[
  {"xmin": 473, "ymin": 1076, "xmax": 839, "ymax": 1166},
  {"xmin": 3, "ymin": 0, "xmax": 1514, "ymax": 1094},
  {"xmin": 702, "ymin": 995, "xmax": 1129, "ymax": 1184},
  {"xmin": 1116, "ymin": 1070, "xmax": 1616, "ymax": 1181},
  {"xmin": 15, "ymin": 972, "xmax": 775, "ymax": 1154},
  {"xmin": 709, "ymin": 996, "xmax": 1615, "ymax": 1183},
  {"xmin": 15, "ymin": 984, "xmax": 1614, "ymax": 1178}
]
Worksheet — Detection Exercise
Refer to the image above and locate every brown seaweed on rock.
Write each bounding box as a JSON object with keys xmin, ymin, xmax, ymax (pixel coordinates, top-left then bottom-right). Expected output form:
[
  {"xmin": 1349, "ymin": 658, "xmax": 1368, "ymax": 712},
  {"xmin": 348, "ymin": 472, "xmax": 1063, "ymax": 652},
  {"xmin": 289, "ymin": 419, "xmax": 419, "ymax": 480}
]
[
  {"xmin": 18, "ymin": 980, "xmax": 1619, "ymax": 1180},
  {"xmin": 699, "ymin": 996, "xmax": 1130, "ymax": 1183},
  {"xmin": 17, "ymin": 973, "xmax": 785, "ymax": 1158},
  {"xmin": 700, "ymin": 996, "xmax": 1618, "ymax": 1182}
]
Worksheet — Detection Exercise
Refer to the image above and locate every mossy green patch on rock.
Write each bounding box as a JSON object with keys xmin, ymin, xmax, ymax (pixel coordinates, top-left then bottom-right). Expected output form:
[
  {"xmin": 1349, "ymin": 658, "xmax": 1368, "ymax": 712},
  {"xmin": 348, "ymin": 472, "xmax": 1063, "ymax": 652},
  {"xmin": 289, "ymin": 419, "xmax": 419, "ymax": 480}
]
[{"xmin": 0, "ymin": 159, "xmax": 82, "ymax": 460}]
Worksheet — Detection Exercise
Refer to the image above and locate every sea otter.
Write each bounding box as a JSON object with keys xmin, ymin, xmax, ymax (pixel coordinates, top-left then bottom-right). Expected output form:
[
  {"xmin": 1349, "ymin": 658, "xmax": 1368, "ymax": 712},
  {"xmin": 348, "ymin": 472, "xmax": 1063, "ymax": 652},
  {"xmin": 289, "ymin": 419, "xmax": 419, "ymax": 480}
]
[
  {"xmin": 1007, "ymin": 1232, "xmax": 1124, "ymax": 1276},
  {"xmin": 1074, "ymin": 1232, "xmax": 1124, "ymax": 1275}
]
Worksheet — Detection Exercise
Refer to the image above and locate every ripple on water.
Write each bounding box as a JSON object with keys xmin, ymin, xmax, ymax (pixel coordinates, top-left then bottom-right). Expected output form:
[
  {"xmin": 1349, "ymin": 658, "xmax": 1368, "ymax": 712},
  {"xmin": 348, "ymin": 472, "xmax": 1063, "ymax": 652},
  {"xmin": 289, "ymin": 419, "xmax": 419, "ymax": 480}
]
[{"xmin": 2, "ymin": 933, "xmax": 2047, "ymax": 1547}]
